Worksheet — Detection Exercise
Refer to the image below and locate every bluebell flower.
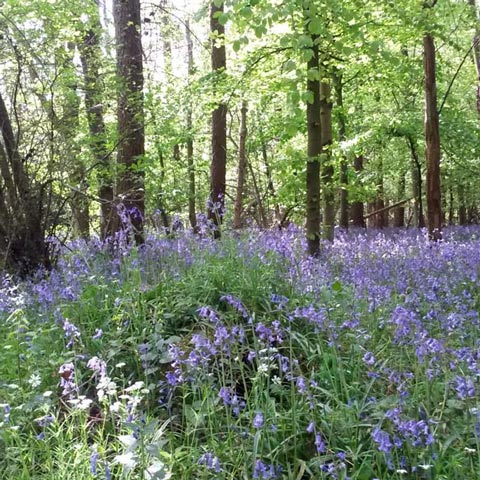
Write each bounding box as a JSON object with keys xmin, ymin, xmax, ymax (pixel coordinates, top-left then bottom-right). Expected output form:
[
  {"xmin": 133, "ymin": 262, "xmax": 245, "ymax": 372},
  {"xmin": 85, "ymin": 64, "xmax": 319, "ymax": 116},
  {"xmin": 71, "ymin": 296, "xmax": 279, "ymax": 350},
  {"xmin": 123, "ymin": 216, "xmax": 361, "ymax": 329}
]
[
  {"xmin": 253, "ymin": 412, "xmax": 264, "ymax": 429},
  {"xmin": 92, "ymin": 328, "xmax": 103, "ymax": 340},
  {"xmin": 363, "ymin": 351, "xmax": 376, "ymax": 366},
  {"xmin": 454, "ymin": 376, "xmax": 476, "ymax": 399},
  {"xmin": 372, "ymin": 427, "xmax": 393, "ymax": 453},
  {"xmin": 90, "ymin": 451, "xmax": 99, "ymax": 474},
  {"xmin": 198, "ymin": 452, "xmax": 222, "ymax": 472},
  {"xmin": 253, "ymin": 460, "xmax": 281, "ymax": 479},
  {"xmin": 315, "ymin": 433, "xmax": 326, "ymax": 453}
]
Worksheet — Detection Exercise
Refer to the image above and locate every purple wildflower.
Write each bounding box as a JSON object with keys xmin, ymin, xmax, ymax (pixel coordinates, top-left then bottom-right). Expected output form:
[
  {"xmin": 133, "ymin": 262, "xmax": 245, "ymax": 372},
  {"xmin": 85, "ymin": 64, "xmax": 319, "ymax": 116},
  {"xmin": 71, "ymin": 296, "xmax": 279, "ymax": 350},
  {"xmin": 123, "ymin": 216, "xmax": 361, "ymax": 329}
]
[
  {"xmin": 198, "ymin": 452, "xmax": 222, "ymax": 472},
  {"xmin": 372, "ymin": 427, "xmax": 393, "ymax": 453},
  {"xmin": 87, "ymin": 356, "xmax": 107, "ymax": 378},
  {"xmin": 315, "ymin": 433, "xmax": 326, "ymax": 453},
  {"xmin": 454, "ymin": 376, "xmax": 476, "ymax": 399},
  {"xmin": 253, "ymin": 412, "xmax": 264, "ymax": 429},
  {"xmin": 92, "ymin": 328, "xmax": 103, "ymax": 340},
  {"xmin": 90, "ymin": 451, "xmax": 99, "ymax": 474},
  {"xmin": 363, "ymin": 351, "xmax": 376, "ymax": 366}
]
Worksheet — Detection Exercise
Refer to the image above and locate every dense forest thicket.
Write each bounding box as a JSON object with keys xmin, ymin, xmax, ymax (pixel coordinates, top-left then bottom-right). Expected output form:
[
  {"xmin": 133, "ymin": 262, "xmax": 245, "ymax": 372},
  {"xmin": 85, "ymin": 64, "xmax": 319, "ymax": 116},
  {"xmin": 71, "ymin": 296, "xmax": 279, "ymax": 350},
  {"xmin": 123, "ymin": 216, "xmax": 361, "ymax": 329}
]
[{"xmin": 0, "ymin": 0, "xmax": 479, "ymax": 271}]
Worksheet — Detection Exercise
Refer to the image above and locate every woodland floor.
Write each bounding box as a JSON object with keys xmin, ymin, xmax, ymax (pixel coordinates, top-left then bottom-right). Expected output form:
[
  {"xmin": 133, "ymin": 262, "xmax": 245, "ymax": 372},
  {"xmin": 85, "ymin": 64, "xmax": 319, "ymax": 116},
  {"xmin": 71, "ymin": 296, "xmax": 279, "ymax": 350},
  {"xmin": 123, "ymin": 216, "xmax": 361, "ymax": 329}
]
[{"xmin": 0, "ymin": 226, "xmax": 480, "ymax": 479}]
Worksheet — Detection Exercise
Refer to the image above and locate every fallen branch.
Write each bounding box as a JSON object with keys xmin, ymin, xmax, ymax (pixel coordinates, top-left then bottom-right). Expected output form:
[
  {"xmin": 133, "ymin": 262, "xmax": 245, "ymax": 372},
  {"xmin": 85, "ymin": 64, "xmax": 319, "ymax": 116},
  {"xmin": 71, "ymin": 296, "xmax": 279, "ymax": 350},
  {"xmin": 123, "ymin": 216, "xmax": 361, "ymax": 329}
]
[{"xmin": 363, "ymin": 198, "xmax": 413, "ymax": 220}]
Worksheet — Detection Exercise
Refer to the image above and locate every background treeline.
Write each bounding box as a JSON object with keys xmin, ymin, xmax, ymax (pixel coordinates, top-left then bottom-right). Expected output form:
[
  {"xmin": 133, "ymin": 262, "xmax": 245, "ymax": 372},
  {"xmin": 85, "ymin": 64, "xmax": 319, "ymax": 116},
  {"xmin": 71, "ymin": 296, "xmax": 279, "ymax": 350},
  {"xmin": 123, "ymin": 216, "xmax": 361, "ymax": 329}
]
[{"xmin": 0, "ymin": 0, "xmax": 479, "ymax": 271}]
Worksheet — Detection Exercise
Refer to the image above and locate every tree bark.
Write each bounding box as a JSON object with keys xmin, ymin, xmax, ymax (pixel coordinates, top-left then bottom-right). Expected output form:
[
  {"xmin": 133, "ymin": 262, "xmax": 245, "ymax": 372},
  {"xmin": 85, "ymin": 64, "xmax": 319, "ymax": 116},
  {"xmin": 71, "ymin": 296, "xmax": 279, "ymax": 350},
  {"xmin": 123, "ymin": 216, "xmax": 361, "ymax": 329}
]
[
  {"xmin": 79, "ymin": 5, "xmax": 114, "ymax": 240},
  {"xmin": 305, "ymin": 38, "xmax": 322, "ymax": 255},
  {"xmin": 208, "ymin": 1, "xmax": 227, "ymax": 238},
  {"xmin": 407, "ymin": 136, "xmax": 425, "ymax": 228},
  {"xmin": 373, "ymin": 162, "xmax": 385, "ymax": 229},
  {"xmin": 333, "ymin": 72, "xmax": 348, "ymax": 230},
  {"xmin": 160, "ymin": 0, "xmax": 173, "ymax": 76},
  {"xmin": 393, "ymin": 172, "xmax": 406, "ymax": 227},
  {"xmin": 0, "ymin": 91, "xmax": 49, "ymax": 273},
  {"xmin": 468, "ymin": 0, "xmax": 480, "ymax": 115},
  {"xmin": 261, "ymin": 140, "xmax": 281, "ymax": 222},
  {"xmin": 320, "ymin": 80, "xmax": 335, "ymax": 242},
  {"xmin": 423, "ymin": 33, "xmax": 442, "ymax": 240},
  {"xmin": 185, "ymin": 18, "xmax": 197, "ymax": 231},
  {"xmin": 458, "ymin": 185, "xmax": 468, "ymax": 224},
  {"xmin": 234, "ymin": 102, "xmax": 248, "ymax": 229},
  {"xmin": 350, "ymin": 155, "xmax": 365, "ymax": 228},
  {"xmin": 65, "ymin": 43, "xmax": 90, "ymax": 240},
  {"xmin": 113, "ymin": 0, "xmax": 145, "ymax": 244}
]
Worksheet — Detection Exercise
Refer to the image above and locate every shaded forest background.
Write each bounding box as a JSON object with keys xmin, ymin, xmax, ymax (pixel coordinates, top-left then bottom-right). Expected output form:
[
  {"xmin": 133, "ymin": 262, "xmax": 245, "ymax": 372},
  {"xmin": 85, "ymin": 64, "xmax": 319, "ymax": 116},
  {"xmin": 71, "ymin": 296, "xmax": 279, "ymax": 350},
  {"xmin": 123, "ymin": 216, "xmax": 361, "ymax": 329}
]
[{"xmin": 1, "ymin": 0, "xmax": 480, "ymax": 272}]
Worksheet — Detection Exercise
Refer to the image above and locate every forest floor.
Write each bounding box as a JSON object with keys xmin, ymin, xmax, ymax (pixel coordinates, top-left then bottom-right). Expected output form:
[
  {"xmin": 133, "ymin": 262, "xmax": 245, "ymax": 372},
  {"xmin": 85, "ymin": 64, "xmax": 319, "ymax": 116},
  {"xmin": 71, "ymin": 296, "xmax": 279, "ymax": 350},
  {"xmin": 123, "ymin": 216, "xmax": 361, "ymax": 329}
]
[{"xmin": 0, "ymin": 226, "xmax": 479, "ymax": 479}]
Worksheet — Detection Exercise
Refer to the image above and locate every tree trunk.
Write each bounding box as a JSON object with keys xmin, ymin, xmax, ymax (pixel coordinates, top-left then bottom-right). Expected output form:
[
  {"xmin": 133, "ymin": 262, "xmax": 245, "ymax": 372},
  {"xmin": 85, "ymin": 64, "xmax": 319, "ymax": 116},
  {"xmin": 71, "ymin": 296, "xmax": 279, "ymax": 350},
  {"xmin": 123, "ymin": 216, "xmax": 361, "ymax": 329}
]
[
  {"xmin": 321, "ymin": 80, "xmax": 335, "ymax": 242},
  {"xmin": 469, "ymin": 0, "xmax": 480, "ymax": 115},
  {"xmin": 333, "ymin": 72, "xmax": 348, "ymax": 230},
  {"xmin": 305, "ymin": 37, "xmax": 322, "ymax": 255},
  {"xmin": 393, "ymin": 172, "xmax": 406, "ymax": 227},
  {"xmin": 261, "ymin": 140, "xmax": 280, "ymax": 222},
  {"xmin": 407, "ymin": 136, "xmax": 425, "ymax": 228},
  {"xmin": 0, "ymin": 91, "xmax": 49, "ymax": 274},
  {"xmin": 185, "ymin": 18, "xmax": 197, "ymax": 231},
  {"xmin": 234, "ymin": 102, "xmax": 248, "ymax": 229},
  {"xmin": 113, "ymin": 0, "xmax": 145, "ymax": 244},
  {"xmin": 208, "ymin": 1, "xmax": 227, "ymax": 238},
  {"xmin": 247, "ymin": 161, "xmax": 268, "ymax": 228},
  {"xmin": 79, "ymin": 5, "xmax": 114, "ymax": 240},
  {"xmin": 423, "ymin": 33, "xmax": 442, "ymax": 240},
  {"xmin": 160, "ymin": 0, "xmax": 173, "ymax": 76},
  {"xmin": 448, "ymin": 184, "xmax": 454, "ymax": 225},
  {"xmin": 373, "ymin": 163, "xmax": 385, "ymax": 229},
  {"xmin": 65, "ymin": 43, "xmax": 90, "ymax": 240},
  {"xmin": 458, "ymin": 186, "xmax": 467, "ymax": 225},
  {"xmin": 350, "ymin": 155, "xmax": 365, "ymax": 228}
]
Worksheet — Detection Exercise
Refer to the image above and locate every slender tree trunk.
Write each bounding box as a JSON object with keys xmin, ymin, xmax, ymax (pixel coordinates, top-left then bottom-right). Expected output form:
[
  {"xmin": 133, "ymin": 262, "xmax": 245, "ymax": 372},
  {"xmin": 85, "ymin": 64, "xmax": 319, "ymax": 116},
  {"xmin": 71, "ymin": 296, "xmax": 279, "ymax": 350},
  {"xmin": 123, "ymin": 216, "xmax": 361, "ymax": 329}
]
[
  {"xmin": 234, "ymin": 102, "xmax": 248, "ymax": 229},
  {"xmin": 160, "ymin": 0, "xmax": 173, "ymax": 76},
  {"xmin": 407, "ymin": 137, "xmax": 425, "ymax": 228},
  {"xmin": 185, "ymin": 18, "xmax": 196, "ymax": 230},
  {"xmin": 350, "ymin": 155, "xmax": 365, "ymax": 228},
  {"xmin": 468, "ymin": 0, "xmax": 480, "ymax": 115},
  {"xmin": 367, "ymin": 201, "xmax": 376, "ymax": 229},
  {"xmin": 261, "ymin": 141, "xmax": 280, "ymax": 222},
  {"xmin": 79, "ymin": 5, "xmax": 114, "ymax": 240},
  {"xmin": 208, "ymin": 1, "xmax": 227, "ymax": 238},
  {"xmin": 113, "ymin": 0, "xmax": 145, "ymax": 244},
  {"xmin": 467, "ymin": 205, "xmax": 476, "ymax": 223},
  {"xmin": 321, "ymin": 80, "xmax": 335, "ymax": 242},
  {"xmin": 393, "ymin": 172, "xmax": 406, "ymax": 227},
  {"xmin": 458, "ymin": 186, "xmax": 468, "ymax": 224},
  {"xmin": 247, "ymin": 161, "xmax": 268, "ymax": 228},
  {"xmin": 448, "ymin": 184, "xmax": 454, "ymax": 225},
  {"xmin": 305, "ymin": 37, "xmax": 322, "ymax": 255},
  {"xmin": 423, "ymin": 33, "xmax": 442, "ymax": 240},
  {"xmin": 65, "ymin": 43, "xmax": 90, "ymax": 240},
  {"xmin": 374, "ymin": 163, "xmax": 385, "ymax": 229},
  {"xmin": 333, "ymin": 72, "xmax": 348, "ymax": 230}
]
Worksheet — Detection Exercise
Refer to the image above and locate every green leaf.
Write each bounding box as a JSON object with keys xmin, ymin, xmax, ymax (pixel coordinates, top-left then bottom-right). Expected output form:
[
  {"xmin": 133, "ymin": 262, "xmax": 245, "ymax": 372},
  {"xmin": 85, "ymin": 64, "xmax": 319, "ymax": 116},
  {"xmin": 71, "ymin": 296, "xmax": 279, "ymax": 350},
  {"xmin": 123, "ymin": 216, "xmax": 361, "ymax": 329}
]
[
  {"xmin": 280, "ymin": 35, "xmax": 291, "ymax": 48},
  {"xmin": 239, "ymin": 6, "xmax": 252, "ymax": 18},
  {"xmin": 307, "ymin": 67, "xmax": 320, "ymax": 81},
  {"xmin": 218, "ymin": 13, "xmax": 229, "ymax": 25},
  {"xmin": 332, "ymin": 280, "xmax": 343, "ymax": 292},
  {"xmin": 308, "ymin": 17, "xmax": 323, "ymax": 35},
  {"xmin": 298, "ymin": 35, "xmax": 313, "ymax": 48}
]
